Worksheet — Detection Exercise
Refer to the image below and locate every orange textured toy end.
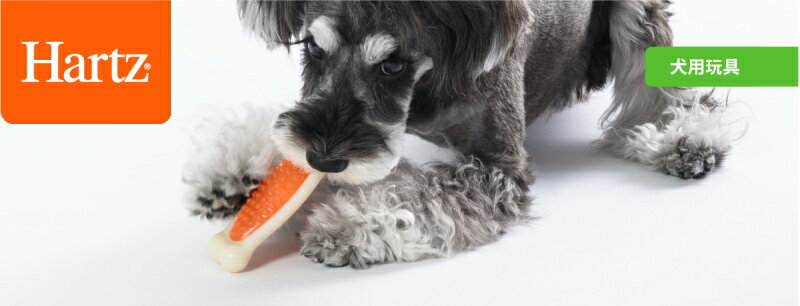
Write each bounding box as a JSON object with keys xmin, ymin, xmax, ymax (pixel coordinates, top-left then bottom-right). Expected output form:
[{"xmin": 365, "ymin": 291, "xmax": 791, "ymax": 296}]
[{"xmin": 229, "ymin": 160, "xmax": 309, "ymax": 241}]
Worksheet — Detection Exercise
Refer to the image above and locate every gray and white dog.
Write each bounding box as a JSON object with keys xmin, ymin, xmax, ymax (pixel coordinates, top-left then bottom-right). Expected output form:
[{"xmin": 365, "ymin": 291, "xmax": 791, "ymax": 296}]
[{"xmin": 184, "ymin": 0, "xmax": 737, "ymax": 268}]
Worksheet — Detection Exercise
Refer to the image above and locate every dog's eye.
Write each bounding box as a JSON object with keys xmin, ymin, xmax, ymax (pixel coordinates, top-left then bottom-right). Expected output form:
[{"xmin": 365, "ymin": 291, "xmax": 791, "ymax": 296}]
[
  {"xmin": 380, "ymin": 58, "xmax": 405, "ymax": 76},
  {"xmin": 305, "ymin": 40, "xmax": 324, "ymax": 58}
]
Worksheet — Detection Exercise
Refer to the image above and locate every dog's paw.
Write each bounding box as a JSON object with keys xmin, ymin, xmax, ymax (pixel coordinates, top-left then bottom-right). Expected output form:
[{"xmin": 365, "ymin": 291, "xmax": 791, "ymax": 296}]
[
  {"xmin": 661, "ymin": 136, "xmax": 726, "ymax": 179},
  {"xmin": 183, "ymin": 106, "xmax": 280, "ymax": 220},
  {"xmin": 300, "ymin": 233, "xmax": 370, "ymax": 268},
  {"xmin": 299, "ymin": 205, "xmax": 385, "ymax": 269},
  {"xmin": 189, "ymin": 175, "xmax": 261, "ymax": 220}
]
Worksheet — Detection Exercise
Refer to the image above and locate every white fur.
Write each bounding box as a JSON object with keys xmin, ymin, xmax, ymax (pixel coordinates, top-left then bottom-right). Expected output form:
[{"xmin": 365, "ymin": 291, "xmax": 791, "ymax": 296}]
[
  {"xmin": 183, "ymin": 105, "xmax": 280, "ymax": 214},
  {"xmin": 270, "ymin": 121, "xmax": 314, "ymax": 173},
  {"xmin": 308, "ymin": 16, "xmax": 339, "ymax": 52},
  {"xmin": 414, "ymin": 57, "xmax": 433, "ymax": 82},
  {"xmin": 271, "ymin": 120, "xmax": 402, "ymax": 185},
  {"xmin": 333, "ymin": 125, "xmax": 405, "ymax": 185},
  {"xmin": 480, "ymin": 32, "xmax": 510, "ymax": 75},
  {"xmin": 477, "ymin": 1, "xmax": 534, "ymax": 76},
  {"xmin": 239, "ymin": 2, "xmax": 282, "ymax": 48},
  {"xmin": 611, "ymin": 102, "xmax": 745, "ymax": 169},
  {"xmin": 361, "ymin": 33, "xmax": 397, "ymax": 65}
]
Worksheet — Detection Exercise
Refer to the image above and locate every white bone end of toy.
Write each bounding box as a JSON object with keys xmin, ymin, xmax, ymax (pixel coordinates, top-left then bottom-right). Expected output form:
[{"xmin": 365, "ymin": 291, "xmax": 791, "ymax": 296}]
[
  {"xmin": 207, "ymin": 231, "xmax": 254, "ymax": 273},
  {"xmin": 206, "ymin": 171, "xmax": 324, "ymax": 273}
]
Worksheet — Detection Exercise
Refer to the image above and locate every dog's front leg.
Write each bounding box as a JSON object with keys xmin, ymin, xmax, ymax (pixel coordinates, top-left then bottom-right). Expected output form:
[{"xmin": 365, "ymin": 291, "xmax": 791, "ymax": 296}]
[{"xmin": 299, "ymin": 157, "xmax": 532, "ymax": 268}]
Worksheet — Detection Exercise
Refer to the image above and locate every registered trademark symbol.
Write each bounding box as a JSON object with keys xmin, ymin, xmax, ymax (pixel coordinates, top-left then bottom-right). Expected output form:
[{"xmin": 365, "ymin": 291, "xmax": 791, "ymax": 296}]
[{"xmin": 144, "ymin": 63, "xmax": 152, "ymax": 70}]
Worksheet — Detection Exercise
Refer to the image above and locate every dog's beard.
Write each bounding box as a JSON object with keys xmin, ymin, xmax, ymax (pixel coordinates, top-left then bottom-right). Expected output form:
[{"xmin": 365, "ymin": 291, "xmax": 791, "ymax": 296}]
[
  {"xmin": 269, "ymin": 54, "xmax": 430, "ymax": 185},
  {"xmin": 271, "ymin": 118, "xmax": 405, "ymax": 185}
]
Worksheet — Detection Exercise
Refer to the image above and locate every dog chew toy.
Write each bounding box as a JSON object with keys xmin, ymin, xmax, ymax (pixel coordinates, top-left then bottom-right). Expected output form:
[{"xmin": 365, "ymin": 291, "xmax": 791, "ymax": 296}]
[{"xmin": 207, "ymin": 159, "xmax": 324, "ymax": 272}]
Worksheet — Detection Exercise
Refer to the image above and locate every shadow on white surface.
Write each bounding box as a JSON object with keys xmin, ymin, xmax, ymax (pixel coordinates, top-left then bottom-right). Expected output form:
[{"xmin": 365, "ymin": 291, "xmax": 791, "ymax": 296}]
[
  {"xmin": 523, "ymin": 94, "xmax": 699, "ymax": 191},
  {"xmin": 244, "ymin": 230, "xmax": 303, "ymax": 272}
]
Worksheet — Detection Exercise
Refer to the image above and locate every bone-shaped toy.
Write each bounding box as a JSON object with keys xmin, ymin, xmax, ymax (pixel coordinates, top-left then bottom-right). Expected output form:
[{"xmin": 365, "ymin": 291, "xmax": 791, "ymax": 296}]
[{"xmin": 207, "ymin": 160, "xmax": 323, "ymax": 272}]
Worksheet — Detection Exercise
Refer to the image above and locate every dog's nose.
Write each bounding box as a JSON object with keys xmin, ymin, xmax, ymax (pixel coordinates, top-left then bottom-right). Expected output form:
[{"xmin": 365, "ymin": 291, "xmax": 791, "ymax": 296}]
[{"xmin": 306, "ymin": 151, "xmax": 348, "ymax": 173}]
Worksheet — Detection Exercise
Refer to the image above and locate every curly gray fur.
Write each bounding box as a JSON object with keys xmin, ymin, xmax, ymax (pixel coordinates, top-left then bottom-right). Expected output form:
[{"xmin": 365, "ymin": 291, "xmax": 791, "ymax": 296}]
[{"xmin": 300, "ymin": 158, "xmax": 531, "ymax": 268}]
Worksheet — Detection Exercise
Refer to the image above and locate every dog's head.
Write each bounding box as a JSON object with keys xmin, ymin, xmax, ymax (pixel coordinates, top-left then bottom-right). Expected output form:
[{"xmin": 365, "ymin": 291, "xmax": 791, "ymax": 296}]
[{"xmin": 239, "ymin": 1, "xmax": 530, "ymax": 184}]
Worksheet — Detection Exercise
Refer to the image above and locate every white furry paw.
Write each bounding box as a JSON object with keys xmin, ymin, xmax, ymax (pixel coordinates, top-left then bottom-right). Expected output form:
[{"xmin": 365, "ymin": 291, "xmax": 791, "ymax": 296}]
[
  {"xmin": 300, "ymin": 232, "xmax": 372, "ymax": 268},
  {"xmin": 188, "ymin": 175, "xmax": 261, "ymax": 220},
  {"xmin": 298, "ymin": 195, "xmax": 415, "ymax": 268},
  {"xmin": 182, "ymin": 105, "xmax": 280, "ymax": 220},
  {"xmin": 299, "ymin": 209, "xmax": 390, "ymax": 269},
  {"xmin": 660, "ymin": 136, "xmax": 727, "ymax": 179}
]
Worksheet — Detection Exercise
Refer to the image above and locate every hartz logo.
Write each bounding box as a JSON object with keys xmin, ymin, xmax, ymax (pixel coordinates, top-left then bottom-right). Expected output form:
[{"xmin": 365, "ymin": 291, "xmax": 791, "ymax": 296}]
[
  {"xmin": 1, "ymin": 0, "xmax": 171, "ymax": 124},
  {"xmin": 21, "ymin": 42, "xmax": 151, "ymax": 83}
]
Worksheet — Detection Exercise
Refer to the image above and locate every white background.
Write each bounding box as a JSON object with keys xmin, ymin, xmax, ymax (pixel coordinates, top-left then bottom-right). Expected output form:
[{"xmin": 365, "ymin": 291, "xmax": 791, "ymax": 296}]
[{"xmin": 0, "ymin": 1, "xmax": 797, "ymax": 305}]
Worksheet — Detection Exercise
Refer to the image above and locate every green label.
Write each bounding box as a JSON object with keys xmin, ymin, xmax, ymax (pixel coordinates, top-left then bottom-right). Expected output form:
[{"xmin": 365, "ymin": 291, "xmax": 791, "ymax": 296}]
[{"xmin": 645, "ymin": 47, "xmax": 798, "ymax": 87}]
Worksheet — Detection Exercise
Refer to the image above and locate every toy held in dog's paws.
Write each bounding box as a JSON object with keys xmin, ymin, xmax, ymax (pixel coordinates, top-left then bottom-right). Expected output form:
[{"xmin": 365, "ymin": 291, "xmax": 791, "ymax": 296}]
[{"xmin": 207, "ymin": 160, "xmax": 324, "ymax": 272}]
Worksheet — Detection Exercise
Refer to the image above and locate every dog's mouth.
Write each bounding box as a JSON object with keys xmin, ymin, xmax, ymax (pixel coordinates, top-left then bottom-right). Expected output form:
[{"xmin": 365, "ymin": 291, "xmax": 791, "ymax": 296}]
[{"xmin": 270, "ymin": 115, "xmax": 405, "ymax": 185}]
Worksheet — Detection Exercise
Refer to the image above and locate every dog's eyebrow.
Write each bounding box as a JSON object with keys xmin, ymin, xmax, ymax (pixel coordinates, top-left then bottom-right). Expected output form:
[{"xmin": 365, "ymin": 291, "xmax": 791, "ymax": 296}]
[
  {"xmin": 361, "ymin": 33, "xmax": 397, "ymax": 65},
  {"xmin": 308, "ymin": 16, "xmax": 339, "ymax": 52}
]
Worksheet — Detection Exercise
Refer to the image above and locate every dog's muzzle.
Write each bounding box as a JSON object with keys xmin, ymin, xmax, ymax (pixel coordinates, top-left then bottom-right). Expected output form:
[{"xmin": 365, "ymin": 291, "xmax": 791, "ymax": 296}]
[{"xmin": 306, "ymin": 151, "xmax": 348, "ymax": 173}]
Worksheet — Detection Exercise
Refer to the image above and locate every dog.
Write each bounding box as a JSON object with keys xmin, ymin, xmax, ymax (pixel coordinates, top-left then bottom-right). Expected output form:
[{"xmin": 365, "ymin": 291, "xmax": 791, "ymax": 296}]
[{"xmin": 183, "ymin": 0, "xmax": 737, "ymax": 268}]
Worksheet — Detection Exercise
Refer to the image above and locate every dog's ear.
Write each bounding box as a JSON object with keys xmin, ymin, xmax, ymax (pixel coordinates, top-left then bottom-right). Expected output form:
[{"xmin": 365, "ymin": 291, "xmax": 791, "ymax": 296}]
[
  {"xmin": 238, "ymin": 0, "xmax": 306, "ymax": 49},
  {"xmin": 419, "ymin": 1, "xmax": 531, "ymax": 97}
]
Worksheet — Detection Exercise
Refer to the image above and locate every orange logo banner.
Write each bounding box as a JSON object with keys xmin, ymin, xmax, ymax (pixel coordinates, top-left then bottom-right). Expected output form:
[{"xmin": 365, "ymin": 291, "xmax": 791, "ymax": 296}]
[{"xmin": 1, "ymin": 0, "xmax": 171, "ymax": 124}]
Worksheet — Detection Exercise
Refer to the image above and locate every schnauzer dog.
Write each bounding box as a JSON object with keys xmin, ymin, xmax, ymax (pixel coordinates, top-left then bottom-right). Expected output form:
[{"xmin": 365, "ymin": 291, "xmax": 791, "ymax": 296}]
[{"xmin": 184, "ymin": 1, "xmax": 737, "ymax": 268}]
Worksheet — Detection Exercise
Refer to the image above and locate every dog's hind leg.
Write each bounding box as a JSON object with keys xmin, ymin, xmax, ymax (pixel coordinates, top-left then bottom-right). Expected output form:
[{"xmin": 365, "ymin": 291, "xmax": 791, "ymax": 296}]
[{"xmin": 597, "ymin": 0, "xmax": 740, "ymax": 179}]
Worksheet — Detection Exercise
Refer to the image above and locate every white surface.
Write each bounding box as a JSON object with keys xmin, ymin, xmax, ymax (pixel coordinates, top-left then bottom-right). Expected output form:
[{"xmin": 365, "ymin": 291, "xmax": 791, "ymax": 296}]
[{"xmin": 0, "ymin": 1, "xmax": 797, "ymax": 305}]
